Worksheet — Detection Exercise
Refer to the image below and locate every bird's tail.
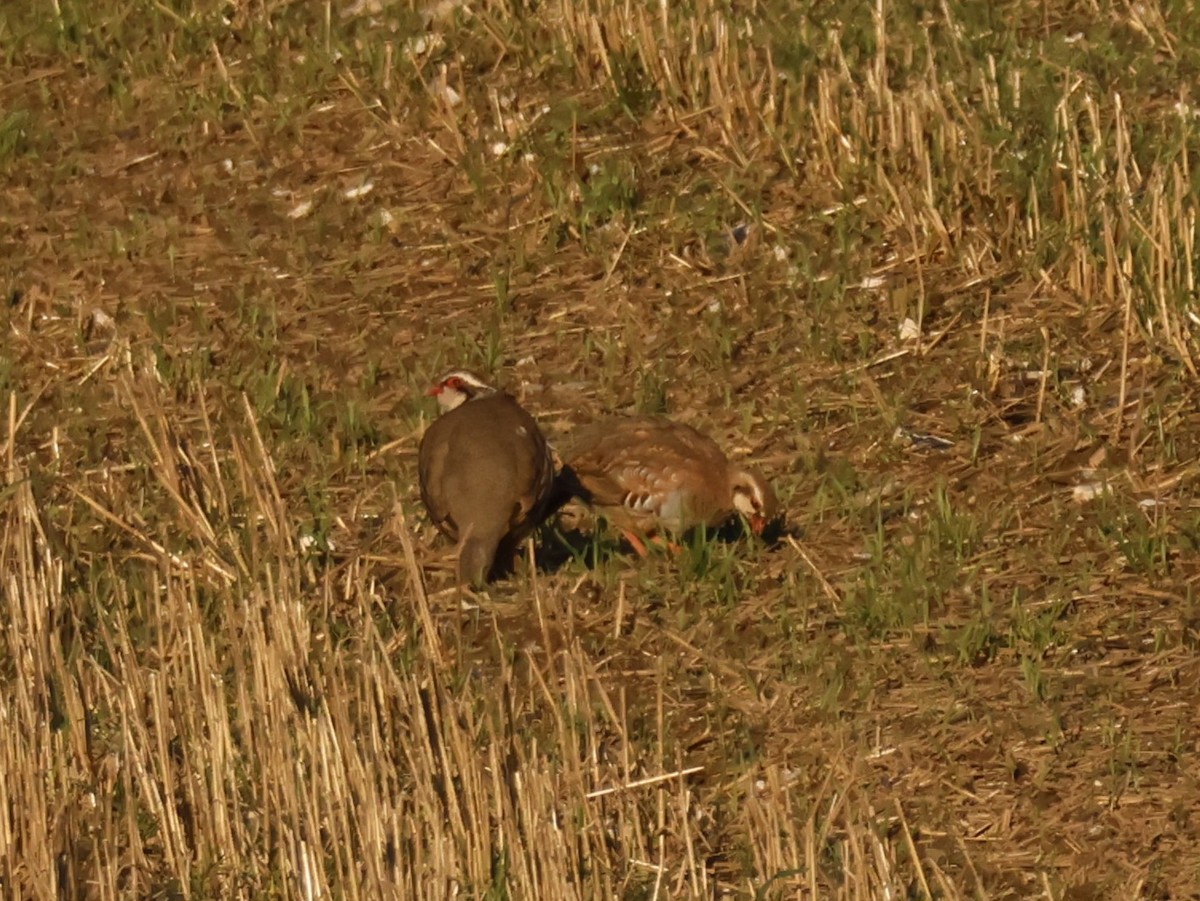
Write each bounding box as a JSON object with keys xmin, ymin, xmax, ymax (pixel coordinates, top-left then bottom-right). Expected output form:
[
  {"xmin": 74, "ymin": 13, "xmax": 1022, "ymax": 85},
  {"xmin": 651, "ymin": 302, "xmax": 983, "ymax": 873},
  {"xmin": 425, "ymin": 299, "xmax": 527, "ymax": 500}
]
[{"xmin": 458, "ymin": 533, "xmax": 502, "ymax": 587}]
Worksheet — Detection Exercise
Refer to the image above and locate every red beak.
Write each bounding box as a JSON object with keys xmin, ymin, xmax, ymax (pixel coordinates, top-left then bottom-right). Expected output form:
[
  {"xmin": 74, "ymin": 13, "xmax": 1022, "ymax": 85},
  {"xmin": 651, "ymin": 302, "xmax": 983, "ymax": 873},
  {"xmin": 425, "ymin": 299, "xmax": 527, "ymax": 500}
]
[{"xmin": 425, "ymin": 385, "xmax": 442, "ymax": 397}]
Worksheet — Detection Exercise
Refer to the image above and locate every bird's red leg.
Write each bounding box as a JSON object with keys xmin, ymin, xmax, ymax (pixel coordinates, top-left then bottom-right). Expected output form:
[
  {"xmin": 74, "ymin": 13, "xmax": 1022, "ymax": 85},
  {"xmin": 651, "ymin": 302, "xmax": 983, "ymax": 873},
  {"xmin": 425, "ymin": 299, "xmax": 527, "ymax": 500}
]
[
  {"xmin": 647, "ymin": 534, "xmax": 682, "ymax": 553},
  {"xmin": 621, "ymin": 529, "xmax": 650, "ymax": 557},
  {"xmin": 621, "ymin": 530, "xmax": 682, "ymax": 555}
]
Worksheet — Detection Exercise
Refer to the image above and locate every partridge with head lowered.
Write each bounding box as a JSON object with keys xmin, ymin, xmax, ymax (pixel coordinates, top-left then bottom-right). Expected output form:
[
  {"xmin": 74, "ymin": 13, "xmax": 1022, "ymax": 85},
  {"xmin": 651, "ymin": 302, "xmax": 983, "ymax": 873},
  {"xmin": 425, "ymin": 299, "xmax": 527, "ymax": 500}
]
[
  {"xmin": 418, "ymin": 370, "xmax": 556, "ymax": 585},
  {"xmin": 561, "ymin": 416, "xmax": 777, "ymax": 553}
]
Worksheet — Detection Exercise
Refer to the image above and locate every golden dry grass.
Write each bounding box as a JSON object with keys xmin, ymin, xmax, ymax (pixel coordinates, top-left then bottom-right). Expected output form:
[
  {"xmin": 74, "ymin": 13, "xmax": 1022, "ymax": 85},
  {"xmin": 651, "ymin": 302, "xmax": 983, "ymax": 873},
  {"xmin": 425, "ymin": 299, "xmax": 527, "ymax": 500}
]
[{"xmin": 3, "ymin": 0, "xmax": 1200, "ymax": 898}]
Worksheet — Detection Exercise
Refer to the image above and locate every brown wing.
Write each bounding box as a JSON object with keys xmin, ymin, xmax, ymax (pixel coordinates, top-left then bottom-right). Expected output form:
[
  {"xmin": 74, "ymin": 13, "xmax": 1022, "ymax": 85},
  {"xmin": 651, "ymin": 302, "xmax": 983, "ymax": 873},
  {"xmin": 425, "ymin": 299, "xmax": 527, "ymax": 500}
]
[
  {"xmin": 417, "ymin": 413, "xmax": 463, "ymax": 541},
  {"xmin": 499, "ymin": 398, "xmax": 557, "ymax": 540},
  {"xmin": 563, "ymin": 417, "xmax": 731, "ymax": 532}
]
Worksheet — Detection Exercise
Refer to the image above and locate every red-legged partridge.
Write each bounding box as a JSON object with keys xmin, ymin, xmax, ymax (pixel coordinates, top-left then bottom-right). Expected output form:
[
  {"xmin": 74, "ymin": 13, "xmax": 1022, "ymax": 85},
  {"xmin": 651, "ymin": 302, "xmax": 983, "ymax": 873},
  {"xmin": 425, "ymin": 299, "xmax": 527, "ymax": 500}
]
[
  {"xmin": 418, "ymin": 370, "xmax": 556, "ymax": 585},
  {"xmin": 561, "ymin": 416, "xmax": 778, "ymax": 554}
]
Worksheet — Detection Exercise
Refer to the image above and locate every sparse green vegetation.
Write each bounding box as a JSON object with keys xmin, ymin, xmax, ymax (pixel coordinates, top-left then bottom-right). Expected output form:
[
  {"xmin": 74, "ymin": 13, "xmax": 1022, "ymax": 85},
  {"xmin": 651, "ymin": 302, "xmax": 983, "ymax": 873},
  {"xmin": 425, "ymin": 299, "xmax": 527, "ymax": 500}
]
[{"xmin": 3, "ymin": 0, "xmax": 1200, "ymax": 897}]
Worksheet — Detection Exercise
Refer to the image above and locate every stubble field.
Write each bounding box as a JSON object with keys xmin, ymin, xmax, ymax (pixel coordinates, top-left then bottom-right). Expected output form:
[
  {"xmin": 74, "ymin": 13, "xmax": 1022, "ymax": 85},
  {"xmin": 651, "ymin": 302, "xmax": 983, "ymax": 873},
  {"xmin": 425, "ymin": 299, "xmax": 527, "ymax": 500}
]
[{"xmin": 3, "ymin": 0, "xmax": 1200, "ymax": 897}]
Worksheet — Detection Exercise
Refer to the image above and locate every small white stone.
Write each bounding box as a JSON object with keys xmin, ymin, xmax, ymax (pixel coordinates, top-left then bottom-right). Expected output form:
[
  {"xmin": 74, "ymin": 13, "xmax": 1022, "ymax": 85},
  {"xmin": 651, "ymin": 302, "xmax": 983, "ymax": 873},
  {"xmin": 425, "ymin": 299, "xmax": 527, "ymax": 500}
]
[
  {"xmin": 1072, "ymin": 482, "xmax": 1109, "ymax": 503},
  {"xmin": 343, "ymin": 180, "xmax": 375, "ymax": 200},
  {"xmin": 490, "ymin": 141, "xmax": 508, "ymax": 157},
  {"xmin": 898, "ymin": 317, "xmax": 921, "ymax": 342},
  {"xmin": 299, "ymin": 534, "xmax": 317, "ymax": 552}
]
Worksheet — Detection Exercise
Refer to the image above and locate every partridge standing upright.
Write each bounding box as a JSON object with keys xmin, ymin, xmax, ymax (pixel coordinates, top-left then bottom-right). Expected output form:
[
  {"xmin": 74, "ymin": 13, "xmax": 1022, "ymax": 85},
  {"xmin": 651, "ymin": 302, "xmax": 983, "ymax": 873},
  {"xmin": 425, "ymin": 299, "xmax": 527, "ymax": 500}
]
[
  {"xmin": 561, "ymin": 416, "xmax": 777, "ymax": 553},
  {"xmin": 418, "ymin": 370, "xmax": 556, "ymax": 585}
]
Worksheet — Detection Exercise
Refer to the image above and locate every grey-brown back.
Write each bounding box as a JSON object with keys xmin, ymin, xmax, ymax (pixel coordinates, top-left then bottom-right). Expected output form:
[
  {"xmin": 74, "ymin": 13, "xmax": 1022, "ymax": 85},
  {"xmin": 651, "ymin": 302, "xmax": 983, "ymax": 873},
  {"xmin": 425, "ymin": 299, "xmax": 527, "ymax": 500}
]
[{"xmin": 418, "ymin": 392, "xmax": 555, "ymax": 583}]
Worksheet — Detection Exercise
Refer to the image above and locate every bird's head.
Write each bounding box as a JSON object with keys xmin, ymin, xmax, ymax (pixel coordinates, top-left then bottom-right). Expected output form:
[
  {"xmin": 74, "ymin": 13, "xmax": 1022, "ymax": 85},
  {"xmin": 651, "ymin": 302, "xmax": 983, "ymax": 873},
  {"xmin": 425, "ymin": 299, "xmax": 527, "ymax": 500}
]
[
  {"xmin": 730, "ymin": 466, "xmax": 779, "ymax": 535},
  {"xmin": 427, "ymin": 370, "xmax": 496, "ymax": 412}
]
